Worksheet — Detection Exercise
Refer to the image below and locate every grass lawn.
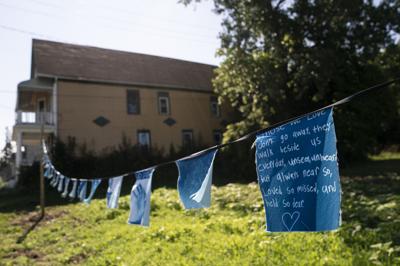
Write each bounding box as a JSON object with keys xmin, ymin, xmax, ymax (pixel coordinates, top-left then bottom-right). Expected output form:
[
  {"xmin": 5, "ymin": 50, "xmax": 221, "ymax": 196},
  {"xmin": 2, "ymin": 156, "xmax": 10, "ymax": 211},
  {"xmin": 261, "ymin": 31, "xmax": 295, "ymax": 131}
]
[{"xmin": 0, "ymin": 155, "xmax": 399, "ymax": 265}]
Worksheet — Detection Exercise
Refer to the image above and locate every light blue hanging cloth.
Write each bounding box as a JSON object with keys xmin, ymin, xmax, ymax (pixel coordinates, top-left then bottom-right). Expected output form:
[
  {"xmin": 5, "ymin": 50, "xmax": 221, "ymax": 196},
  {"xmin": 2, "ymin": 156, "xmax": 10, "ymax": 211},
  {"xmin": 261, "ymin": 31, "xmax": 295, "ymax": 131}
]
[
  {"xmin": 128, "ymin": 168, "xmax": 155, "ymax": 226},
  {"xmin": 57, "ymin": 175, "xmax": 65, "ymax": 192},
  {"xmin": 61, "ymin": 177, "xmax": 70, "ymax": 198},
  {"xmin": 69, "ymin": 179, "xmax": 78, "ymax": 199},
  {"xmin": 177, "ymin": 149, "xmax": 218, "ymax": 209},
  {"xmin": 49, "ymin": 168, "xmax": 55, "ymax": 180},
  {"xmin": 77, "ymin": 180, "xmax": 88, "ymax": 201},
  {"xmin": 44, "ymin": 166, "xmax": 52, "ymax": 179},
  {"xmin": 51, "ymin": 172, "xmax": 60, "ymax": 187},
  {"xmin": 106, "ymin": 176, "xmax": 124, "ymax": 209},
  {"xmin": 83, "ymin": 179, "xmax": 102, "ymax": 204}
]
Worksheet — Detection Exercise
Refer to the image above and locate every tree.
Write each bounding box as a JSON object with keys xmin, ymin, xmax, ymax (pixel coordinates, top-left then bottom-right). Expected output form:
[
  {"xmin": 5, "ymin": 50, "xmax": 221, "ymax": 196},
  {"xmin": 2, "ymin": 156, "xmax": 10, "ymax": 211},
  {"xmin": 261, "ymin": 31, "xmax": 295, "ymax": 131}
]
[
  {"xmin": 182, "ymin": 0, "xmax": 400, "ymax": 161},
  {"xmin": 0, "ymin": 127, "xmax": 13, "ymax": 169}
]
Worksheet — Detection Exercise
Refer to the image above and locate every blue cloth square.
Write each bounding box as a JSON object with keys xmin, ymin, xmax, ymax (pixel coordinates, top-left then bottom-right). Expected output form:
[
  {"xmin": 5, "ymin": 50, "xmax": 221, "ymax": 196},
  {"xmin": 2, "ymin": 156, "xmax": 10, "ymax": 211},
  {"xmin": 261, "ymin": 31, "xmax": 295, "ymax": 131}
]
[
  {"xmin": 77, "ymin": 180, "xmax": 88, "ymax": 201},
  {"xmin": 61, "ymin": 177, "xmax": 70, "ymax": 198},
  {"xmin": 69, "ymin": 179, "xmax": 78, "ymax": 199},
  {"xmin": 83, "ymin": 179, "xmax": 102, "ymax": 204},
  {"xmin": 106, "ymin": 176, "xmax": 123, "ymax": 209},
  {"xmin": 177, "ymin": 149, "xmax": 218, "ymax": 209},
  {"xmin": 57, "ymin": 175, "xmax": 65, "ymax": 192},
  {"xmin": 128, "ymin": 168, "xmax": 155, "ymax": 226},
  {"xmin": 255, "ymin": 107, "xmax": 341, "ymax": 232},
  {"xmin": 44, "ymin": 166, "xmax": 52, "ymax": 179}
]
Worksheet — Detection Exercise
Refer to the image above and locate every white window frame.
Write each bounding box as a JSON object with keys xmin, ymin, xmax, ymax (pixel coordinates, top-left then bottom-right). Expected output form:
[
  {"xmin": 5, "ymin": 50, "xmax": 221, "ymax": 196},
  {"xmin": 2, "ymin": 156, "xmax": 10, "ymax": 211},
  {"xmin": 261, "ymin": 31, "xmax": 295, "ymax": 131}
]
[
  {"xmin": 137, "ymin": 130, "xmax": 151, "ymax": 147},
  {"xmin": 182, "ymin": 130, "xmax": 194, "ymax": 147},
  {"xmin": 210, "ymin": 98, "xmax": 220, "ymax": 117},
  {"xmin": 158, "ymin": 96, "xmax": 170, "ymax": 115}
]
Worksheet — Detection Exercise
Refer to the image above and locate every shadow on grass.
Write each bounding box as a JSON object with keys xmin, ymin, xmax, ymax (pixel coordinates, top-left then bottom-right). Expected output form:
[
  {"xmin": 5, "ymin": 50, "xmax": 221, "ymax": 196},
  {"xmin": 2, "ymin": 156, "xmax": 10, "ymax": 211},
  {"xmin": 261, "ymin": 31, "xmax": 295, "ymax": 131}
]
[
  {"xmin": 0, "ymin": 164, "xmax": 179, "ymax": 213},
  {"xmin": 0, "ymin": 178, "xmax": 139, "ymax": 214}
]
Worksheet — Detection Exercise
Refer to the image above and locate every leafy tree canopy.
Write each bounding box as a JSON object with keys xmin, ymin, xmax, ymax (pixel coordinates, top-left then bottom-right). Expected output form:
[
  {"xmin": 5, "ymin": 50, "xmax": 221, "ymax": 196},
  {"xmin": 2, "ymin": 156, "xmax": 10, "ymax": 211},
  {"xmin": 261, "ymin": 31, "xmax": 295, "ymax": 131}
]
[{"xmin": 182, "ymin": 0, "xmax": 400, "ymax": 160}]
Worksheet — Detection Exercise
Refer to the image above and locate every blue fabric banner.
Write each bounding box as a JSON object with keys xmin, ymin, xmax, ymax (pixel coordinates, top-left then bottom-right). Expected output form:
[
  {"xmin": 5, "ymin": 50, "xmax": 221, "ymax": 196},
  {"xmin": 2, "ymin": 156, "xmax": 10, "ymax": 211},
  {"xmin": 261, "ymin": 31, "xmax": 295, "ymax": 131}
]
[
  {"xmin": 44, "ymin": 166, "xmax": 52, "ymax": 179},
  {"xmin": 128, "ymin": 168, "xmax": 154, "ymax": 226},
  {"xmin": 51, "ymin": 172, "xmax": 60, "ymax": 187},
  {"xmin": 57, "ymin": 175, "xmax": 65, "ymax": 192},
  {"xmin": 255, "ymin": 107, "xmax": 341, "ymax": 232},
  {"xmin": 61, "ymin": 177, "xmax": 70, "ymax": 198},
  {"xmin": 106, "ymin": 176, "xmax": 124, "ymax": 209},
  {"xmin": 69, "ymin": 179, "xmax": 78, "ymax": 199},
  {"xmin": 84, "ymin": 179, "xmax": 102, "ymax": 204},
  {"xmin": 48, "ymin": 168, "xmax": 55, "ymax": 179},
  {"xmin": 177, "ymin": 149, "xmax": 218, "ymax": 209},
  {"xmin": 77, "ymin": 180, "xmax": 88, "ymax": 201}
]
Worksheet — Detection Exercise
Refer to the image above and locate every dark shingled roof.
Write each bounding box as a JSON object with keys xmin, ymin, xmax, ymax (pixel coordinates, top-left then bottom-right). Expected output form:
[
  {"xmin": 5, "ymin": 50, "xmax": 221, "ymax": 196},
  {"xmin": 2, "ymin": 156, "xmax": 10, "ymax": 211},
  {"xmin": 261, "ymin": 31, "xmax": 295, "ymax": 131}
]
[{"xmin": 32, "ymin": 39, "xmax": 216, "ymax": 92}]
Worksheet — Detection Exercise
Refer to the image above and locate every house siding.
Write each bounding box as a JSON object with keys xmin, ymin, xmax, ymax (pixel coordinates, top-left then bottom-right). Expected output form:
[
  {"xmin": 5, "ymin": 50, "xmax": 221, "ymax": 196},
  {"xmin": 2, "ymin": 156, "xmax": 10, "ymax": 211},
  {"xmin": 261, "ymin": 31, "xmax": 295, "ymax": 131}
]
[{"xmin": 57, "ymin": 80, "xmax": 229, "ymax": 153}]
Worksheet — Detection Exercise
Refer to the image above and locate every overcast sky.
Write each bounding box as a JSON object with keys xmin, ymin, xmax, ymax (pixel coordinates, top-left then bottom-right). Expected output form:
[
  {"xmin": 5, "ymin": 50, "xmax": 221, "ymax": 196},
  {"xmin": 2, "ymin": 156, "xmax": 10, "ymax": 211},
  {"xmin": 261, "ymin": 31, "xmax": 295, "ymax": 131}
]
[{"xmin": 0, "ymin": 0, "xmax": 222, "ymax": 150}]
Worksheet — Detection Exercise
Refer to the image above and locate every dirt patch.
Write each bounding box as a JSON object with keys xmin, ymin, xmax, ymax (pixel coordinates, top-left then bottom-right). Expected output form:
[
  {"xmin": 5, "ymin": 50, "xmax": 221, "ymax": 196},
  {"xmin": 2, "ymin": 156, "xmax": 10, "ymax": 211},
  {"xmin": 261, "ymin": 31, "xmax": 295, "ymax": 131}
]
[
  {"xmin": 4, "ymin": 247, "xmax": 43, "ymax": 260},
  {"xmin": 11, "ymin": 210, "xmax": 69, "ymax": 228},
  {"xmin": 67, "ymin": 252, "xmax": 87, "ymax": 264}
]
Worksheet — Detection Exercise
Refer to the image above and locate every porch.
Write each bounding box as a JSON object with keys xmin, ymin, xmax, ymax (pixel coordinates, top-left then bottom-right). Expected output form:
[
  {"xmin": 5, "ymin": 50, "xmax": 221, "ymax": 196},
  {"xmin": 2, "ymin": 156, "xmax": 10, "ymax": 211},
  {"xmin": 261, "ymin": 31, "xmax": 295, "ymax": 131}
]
[{"xmin": 13, "ymin": 77, "xmax": 56, "ymax": 169}]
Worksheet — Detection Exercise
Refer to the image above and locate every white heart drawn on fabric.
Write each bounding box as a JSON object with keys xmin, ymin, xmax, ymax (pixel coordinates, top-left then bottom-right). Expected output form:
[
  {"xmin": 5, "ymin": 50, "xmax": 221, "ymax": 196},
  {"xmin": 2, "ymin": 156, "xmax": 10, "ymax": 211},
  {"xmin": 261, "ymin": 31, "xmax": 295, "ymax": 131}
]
[{"xmin": 282, "ymin": 211, "xmax": 300, "ymax": 231}]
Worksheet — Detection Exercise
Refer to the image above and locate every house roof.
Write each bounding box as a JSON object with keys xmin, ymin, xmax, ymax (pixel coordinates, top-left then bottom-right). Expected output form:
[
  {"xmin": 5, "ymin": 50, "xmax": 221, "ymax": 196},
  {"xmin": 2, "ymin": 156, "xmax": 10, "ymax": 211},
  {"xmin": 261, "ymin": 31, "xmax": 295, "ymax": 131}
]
[
  {"xmin": 18, "ymin": 78, "xmax": 53, "ymax": 91},
  {"xmin": 32, "ymin": 39, "xmax": 216, "ymax": 92}
]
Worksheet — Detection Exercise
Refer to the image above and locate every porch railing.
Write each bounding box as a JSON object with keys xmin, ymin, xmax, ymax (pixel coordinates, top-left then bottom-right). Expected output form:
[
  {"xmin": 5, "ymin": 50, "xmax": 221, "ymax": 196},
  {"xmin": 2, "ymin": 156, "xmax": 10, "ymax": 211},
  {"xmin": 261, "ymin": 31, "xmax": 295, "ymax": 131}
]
[{"xmin": 15, "ymin": 111, "xmax": 55, "ymax": 125}]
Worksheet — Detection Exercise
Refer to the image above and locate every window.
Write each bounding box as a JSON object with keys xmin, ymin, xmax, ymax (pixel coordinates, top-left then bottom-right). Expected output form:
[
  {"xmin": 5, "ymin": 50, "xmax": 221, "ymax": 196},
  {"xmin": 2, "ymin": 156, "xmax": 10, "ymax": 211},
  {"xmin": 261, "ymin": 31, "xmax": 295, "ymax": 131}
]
[
  {"xmin": 182, "ymin": 130, "xmax": 194, "ymax": 148},
  {"xmin": 213, "ymin": 130, "xmax": 222, "ymax": 145},
  {"xmin": 158, "ymin": 92, "xmax": 170, "ymax": 115},
  {"xmin": 127, "ymin": 90, "xmax": 140, "ymax": 114},
  {"xmin": 137, "ymin": 130, "xmax": 151, "ymax": 147},
  {"xmin": 210, "ymin": 96, "xmax": 220, "ymax": 117}
]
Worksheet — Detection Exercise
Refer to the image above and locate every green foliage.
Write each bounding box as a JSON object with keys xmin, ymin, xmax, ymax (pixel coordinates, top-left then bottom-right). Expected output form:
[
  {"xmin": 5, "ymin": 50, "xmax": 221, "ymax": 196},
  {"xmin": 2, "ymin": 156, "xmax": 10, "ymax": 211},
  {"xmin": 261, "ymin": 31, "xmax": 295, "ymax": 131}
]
[
  {"xmin": 47, "ymin": 136, "xmax": 206, "ymax": 186},
  {"xmin": 1, "ymin": 165, "xmax": 400, "ymax": 265},
  {"xmin": 18, "ymin": 162, "xmax": 40, "ymax": 192},
  {"xmin": 0, "ymin": 142, "xmax": 13, "ymax": 169},
  {"xmin": 184, "ymin": 0, "xmax": 400, "ymax": 161},
  {"xmin": 42, "ymin": 136, "xmax": 259, "ymax": 187},
  {"xmin": 49, "ymin": 136, "xmax": 163, "ymax": 179}
]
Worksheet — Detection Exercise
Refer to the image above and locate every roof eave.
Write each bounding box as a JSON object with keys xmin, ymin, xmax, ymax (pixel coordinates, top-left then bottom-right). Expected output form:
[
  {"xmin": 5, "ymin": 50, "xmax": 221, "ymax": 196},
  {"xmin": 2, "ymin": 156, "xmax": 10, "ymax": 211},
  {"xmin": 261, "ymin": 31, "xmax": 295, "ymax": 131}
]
[{"xmin": 36, "ymin": 73, "xmax": 215, "ymax": 94}]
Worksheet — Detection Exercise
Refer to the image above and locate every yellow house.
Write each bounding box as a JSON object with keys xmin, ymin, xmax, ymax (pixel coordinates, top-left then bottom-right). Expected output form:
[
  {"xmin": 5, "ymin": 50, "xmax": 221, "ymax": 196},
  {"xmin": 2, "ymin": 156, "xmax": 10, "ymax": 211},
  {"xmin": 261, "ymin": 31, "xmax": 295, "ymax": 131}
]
[{"xmin": 12, "ymin": 39, "xmax": 231, "ymax": 172}]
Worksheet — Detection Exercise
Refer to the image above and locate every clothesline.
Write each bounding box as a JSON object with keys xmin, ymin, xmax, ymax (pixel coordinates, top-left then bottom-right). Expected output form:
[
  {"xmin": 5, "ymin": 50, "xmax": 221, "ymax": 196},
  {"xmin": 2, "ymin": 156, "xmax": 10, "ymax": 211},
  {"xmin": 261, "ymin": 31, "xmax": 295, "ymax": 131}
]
[
  {"xmin": 43, "ymin": 77, "xmax": 400, "ymax": 180},
  {"xmin": 41, "ymin": 77, "xmax": 400, "ymax": 231}
]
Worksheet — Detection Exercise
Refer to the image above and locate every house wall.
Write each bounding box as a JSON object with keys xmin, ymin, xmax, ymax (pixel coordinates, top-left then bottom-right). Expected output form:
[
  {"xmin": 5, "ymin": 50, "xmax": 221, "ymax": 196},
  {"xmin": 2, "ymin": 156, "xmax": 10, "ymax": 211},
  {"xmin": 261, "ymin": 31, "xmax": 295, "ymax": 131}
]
[{"xmin": 57, "ymin": 80, "xmax": 231, "ymax": 153}]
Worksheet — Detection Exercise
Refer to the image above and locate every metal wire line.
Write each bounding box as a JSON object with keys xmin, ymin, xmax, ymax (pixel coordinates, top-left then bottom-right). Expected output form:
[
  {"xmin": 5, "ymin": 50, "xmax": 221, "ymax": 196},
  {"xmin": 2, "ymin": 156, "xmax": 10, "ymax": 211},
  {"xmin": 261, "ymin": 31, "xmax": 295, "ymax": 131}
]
[{"xmin": 43, "ymin": 77, "xmax": 400, "ymax": 180}]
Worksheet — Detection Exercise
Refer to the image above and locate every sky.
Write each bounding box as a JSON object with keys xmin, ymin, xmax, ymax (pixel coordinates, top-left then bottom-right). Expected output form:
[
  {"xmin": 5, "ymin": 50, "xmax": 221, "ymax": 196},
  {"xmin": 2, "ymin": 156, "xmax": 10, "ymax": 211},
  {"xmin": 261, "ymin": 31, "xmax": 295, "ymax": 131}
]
[{"xmin": 0, "ymin": 0, "xmax": 222, "ymax": 150}]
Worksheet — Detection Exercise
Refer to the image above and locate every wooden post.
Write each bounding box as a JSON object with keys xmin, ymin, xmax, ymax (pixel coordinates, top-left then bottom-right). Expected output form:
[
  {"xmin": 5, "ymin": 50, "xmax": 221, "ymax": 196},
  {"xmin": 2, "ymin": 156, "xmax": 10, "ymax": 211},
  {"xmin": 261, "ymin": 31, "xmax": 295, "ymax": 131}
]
[{"xmin": 16, "ymin": 113, "xmax": 46, "ymax": 243}]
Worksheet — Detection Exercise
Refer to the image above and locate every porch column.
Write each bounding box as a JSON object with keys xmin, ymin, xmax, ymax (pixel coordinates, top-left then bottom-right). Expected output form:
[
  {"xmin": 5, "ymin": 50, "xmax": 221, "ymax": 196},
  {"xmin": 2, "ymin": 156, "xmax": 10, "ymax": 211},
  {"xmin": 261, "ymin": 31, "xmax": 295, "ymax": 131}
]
[{"xmin": 15, "ymin": 131, "xmax": 22, "ymax": 175}]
